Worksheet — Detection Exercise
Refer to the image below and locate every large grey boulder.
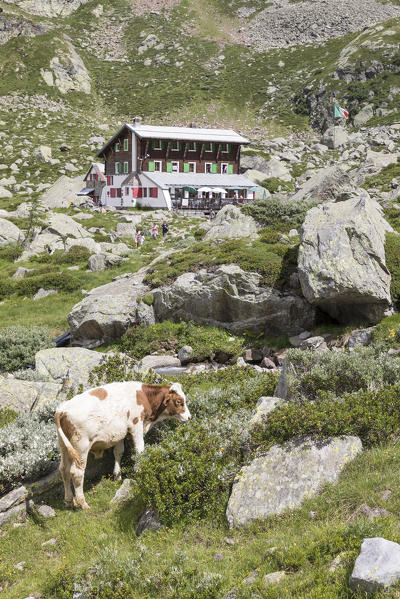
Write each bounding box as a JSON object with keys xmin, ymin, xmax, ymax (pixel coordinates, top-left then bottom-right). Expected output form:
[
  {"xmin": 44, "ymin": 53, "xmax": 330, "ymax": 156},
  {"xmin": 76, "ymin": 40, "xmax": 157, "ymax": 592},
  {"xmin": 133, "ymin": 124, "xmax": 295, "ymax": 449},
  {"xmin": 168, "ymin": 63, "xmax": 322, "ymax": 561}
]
[
  {"xmin": 40, "ymin": 175, "xmax": 87, "ymax": 209},
  {"xmin": 65, "ymin": 237, "xmax": 100, "ymax": 254},
  {"xmin": 68, "ymin": 274, "xmax": 149, "ymax": 347},
  {"xmin": 47, "ymin": 212, "xmax": 89, "ymax": 239},
  {"xmin": 0, "ymin": 376, "xmax": 62, "ymax": 412},
  {"xmin": 6, "ymin": 0, "xmax": 93, "ymax": 17},
  {"xmin": 292, "ymin": 166, "xmax": 354, "ymax": 205},
  {"xmin": 355, "ymin": 150, "xmax": 400, "ymax": 185},
  {"xmin": 298, "ymin": 194, "xmax": 393, "ymax": 324},
  {"xmin": 226, "ymin": 436, "xmax": 362, "ymax": 527},
  {"xmin": 203, "ymin": 204, "xmax": 259, "ymax": 241},
  {"xmin": 321, "ymin": 126, "xmax": 348, "ymax": 149},
  {"xmin": 153, "ymin": 265, "xmax": 315, "ymax": 336},
  {"xmin": 349, "ymin": 537, "xmax": 400, "ymax": 594},
  {"xmin": 353, "ymin": 104, "xmax": 374, "ymax": 127},
  {"xmin": 0, "ymin": 217, "xmax": 23, "ymax": 246},
  {"xmin": 35, "ymin": 347, "xmax": 105, "ymax": 391}
]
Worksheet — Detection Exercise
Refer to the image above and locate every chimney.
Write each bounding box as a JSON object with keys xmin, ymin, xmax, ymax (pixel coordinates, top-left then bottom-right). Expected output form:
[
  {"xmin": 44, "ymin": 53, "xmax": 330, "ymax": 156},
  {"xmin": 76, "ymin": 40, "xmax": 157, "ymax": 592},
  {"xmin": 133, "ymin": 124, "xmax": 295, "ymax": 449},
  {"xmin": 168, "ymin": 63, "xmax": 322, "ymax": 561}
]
[{"xmin": 132, "ymin": 116, "xmax": 143, "ymax": 126}]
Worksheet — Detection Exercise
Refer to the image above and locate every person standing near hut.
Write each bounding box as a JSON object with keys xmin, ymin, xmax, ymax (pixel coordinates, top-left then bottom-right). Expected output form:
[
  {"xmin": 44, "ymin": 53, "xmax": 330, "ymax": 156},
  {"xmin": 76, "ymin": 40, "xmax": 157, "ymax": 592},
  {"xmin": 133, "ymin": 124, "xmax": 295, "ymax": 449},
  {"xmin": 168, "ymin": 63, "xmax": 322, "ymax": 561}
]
[
  {"xmin": 135, "ymin": 230, "xmax": 141, "ymax": 249},
  {"xmin": 162, "ymin": 221, "xmax": 169, "ymax": 237},
  {"xmin": 152, "ymin": 223, "xmax": 158, "ymax": 239}
]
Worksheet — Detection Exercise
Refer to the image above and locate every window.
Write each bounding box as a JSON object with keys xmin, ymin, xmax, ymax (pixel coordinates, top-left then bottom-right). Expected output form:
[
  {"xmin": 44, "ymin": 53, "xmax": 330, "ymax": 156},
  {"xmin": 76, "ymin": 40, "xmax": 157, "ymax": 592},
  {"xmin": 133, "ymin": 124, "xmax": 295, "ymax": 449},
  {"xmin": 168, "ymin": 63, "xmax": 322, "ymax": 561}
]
[
  {"xmin": 115, "ymin": 162, "xmax": 122, "ymax": 174},
  {"xmin": 110, "ymin": 188, "xmax": 116, "ymax": 198},
  {"xmin": 221, "ymin": 163, "xmax": 228, "ymax": 174},
  {"xmin": 117, "ymin": 188, "xmax": 122, "ymax": 198},
  {"xmin": 171, "ymin": 140, "xmax": 180, "ymax": 151},
  {"xmin": 125, "ymin": 187, "xmax": 129, "ymax": 195},
  {"xmin": 184, "ymin": 162, "xmax": 196, "ymax": 173},
  {"xmin": 142, "ymin": 187, "xmax": 148, "ymax": 197},
  {"xmin": 123, "ymin": 162, "xmax": 129, "ymax": 173},
  {"xmin": 154, "ymin": 160, "xmax": 162, "ymax": 172},
  {"xmin": 187, "ymin": 142, "xmax": 197, "ymax": 152},
  {"xmin": 150, "ymin": 187, "xmax": 158, "ymax": 198},
  {"xmin": 107, "ymin": 176, "xmax": 113, "ymax": 185},
  {"xmin": 204, "ymin": 142, "xmax": 212, "ymax": 152},
  {"xmin": 124, "ymin": 139, "xmax": 129, "ymax": 151},
  {"xmin": 171, "ymin": 161, "xmax": 179, "ymax": 173},
  {"xmin": 152, "ymin": 139, "xmax": 162, "ymax": 150},
  {"xmin": 205, "ymin": 162, "xmax": 213, "ymax": 173},
  {"xmin": 220, "ymin": 143, "xmax": 229, "ymax": 152},
  {"xmin": 115, "ymin": 142, "xmax": 120, "ymax": 152}
]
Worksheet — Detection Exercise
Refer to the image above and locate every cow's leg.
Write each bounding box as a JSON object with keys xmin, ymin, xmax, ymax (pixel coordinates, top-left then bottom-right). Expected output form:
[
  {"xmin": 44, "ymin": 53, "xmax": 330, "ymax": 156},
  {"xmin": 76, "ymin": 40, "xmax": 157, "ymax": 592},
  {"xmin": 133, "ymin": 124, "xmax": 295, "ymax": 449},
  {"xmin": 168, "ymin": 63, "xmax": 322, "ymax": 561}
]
[
  {"xmin": 129, "ymin": 420, "xmax": 145, "ymax": 454},
  {"xmin": 58, "ymin": 442, "xmax": 73, "ymax": 508},
  {"xmin": 70, "ymin": 444, "xmax": 90, "ymax": 510},
  {"xmin": 113, "ymin": 439, "xmax": 124, "ymax": 481}
]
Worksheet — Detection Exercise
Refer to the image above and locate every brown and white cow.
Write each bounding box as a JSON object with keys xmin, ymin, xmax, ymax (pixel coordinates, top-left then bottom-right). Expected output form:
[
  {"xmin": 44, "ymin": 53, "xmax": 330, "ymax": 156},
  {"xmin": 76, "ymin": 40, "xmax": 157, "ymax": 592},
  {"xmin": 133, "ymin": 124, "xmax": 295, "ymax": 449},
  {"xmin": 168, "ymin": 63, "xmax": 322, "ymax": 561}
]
[{"xmin": 55, "ymin": 381, "xmax": 190, "ymax": 510}]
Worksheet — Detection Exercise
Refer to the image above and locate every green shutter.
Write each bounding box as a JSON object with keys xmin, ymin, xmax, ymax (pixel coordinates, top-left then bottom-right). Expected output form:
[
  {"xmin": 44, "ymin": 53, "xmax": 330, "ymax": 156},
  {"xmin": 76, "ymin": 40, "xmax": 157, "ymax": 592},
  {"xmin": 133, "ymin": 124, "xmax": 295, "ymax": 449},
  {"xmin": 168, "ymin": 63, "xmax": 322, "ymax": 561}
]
[
  {"xmin": 124, "ymin": 139, "xmax": 129, "ymax": 151},
  {"xmin": 148, "ymin": 161, "xmax": 155, "ymax": 172},
  {"xmin": 179, "ymin": 142, "xmax": 183, "ymax": 150},
  {"xmin": 161, "ymin": 141, "xmax": 165, "ymax": 149},
  {"xmin": 124, "ymin": 162, "xmax": 128, "ymax": 173},
  {"xmin": 152, "ymin": 140, "xmax": 155, "ymax": 149},
  {"xmin": 211, "ymin": 143, "xmax": 216, "ymax": 152},
  {"xmin": 195, "ymin": 142, "xmax": 198, "ymax": 151},
  {"xmin": 183, "ymin": 163, "xmax": 190, "ymax": 173},
  {"xmin": 117, "ymin": 162, "xmax": 122, "ymax": 173},
  {"xmin": 228, "ymin": 164, "xmax": 234, "ymax": 174},
  {"xmin": 228, "ymin": 143, "xmax": 232, "ymax": 152},
  {"xmin": 212, "ymin": 163, "xmax": 218, "ymax": 174},
  {"xmin": 166, "ymin": 162, "xmax": 173, "ymax": 173}
]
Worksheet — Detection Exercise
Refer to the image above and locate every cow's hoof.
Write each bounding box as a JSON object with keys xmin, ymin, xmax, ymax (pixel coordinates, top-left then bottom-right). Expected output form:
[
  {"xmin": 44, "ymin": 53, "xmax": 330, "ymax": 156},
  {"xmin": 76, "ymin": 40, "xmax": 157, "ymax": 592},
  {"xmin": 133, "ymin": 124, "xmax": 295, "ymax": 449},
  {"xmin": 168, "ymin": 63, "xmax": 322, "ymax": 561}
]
[
  {"xmin": 64, "ymin": 500, "xmax": 74, "ymax": 509},
  {"xmin": 82, "ymin": 502, "xmax": 91, "ymax": 511},
  {"xmin": 113, "ymin": 473, "xmax": 122, "ymax": 481}
]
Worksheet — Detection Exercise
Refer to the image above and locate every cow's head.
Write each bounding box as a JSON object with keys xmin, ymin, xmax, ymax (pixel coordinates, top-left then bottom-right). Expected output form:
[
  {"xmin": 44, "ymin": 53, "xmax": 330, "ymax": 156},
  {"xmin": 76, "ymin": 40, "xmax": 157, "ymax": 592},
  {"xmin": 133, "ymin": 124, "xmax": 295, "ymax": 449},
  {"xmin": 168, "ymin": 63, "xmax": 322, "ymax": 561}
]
[{"xmin": 163, "ymin": 383, "xmax": 191, "ymax": 422}]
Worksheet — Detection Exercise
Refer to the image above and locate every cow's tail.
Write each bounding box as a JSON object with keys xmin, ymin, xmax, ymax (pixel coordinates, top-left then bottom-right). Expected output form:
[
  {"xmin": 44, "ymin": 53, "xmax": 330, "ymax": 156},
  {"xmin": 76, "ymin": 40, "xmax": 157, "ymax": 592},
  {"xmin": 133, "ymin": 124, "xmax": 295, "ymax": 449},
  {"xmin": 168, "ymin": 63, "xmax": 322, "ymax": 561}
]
[{"xmin": 55, "ymin": 412, "xmax": 82, "ymax": 468}]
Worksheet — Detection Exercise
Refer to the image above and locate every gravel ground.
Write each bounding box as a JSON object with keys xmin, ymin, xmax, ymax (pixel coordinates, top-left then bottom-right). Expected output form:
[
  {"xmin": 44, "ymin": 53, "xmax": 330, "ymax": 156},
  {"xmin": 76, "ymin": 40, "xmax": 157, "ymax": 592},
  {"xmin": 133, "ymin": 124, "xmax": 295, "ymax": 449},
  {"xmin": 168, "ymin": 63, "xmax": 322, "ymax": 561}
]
[{"xmin": 243, "ymin": 0, "xmax": 400, "ymax": 49}]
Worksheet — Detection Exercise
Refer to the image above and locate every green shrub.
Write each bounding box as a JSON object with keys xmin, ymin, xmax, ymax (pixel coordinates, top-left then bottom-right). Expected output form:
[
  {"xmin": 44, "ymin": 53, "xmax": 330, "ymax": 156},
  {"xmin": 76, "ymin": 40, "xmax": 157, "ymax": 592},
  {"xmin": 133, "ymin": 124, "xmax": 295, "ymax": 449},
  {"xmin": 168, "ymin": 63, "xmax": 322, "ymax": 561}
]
[
  {"xmin": 284, "ymin": 346, "xmax": 400, "ymax": 402},
  {"xmin": 32, "ymin": 246, "xmax": 91, "ymax": 265},
  {"xmin": 257, "ymin": 177, "xmax": 293, "ymax": 194},
  {"xmin": 252, "ymin": 383, "xmax": 400, "ymax": 451},
  {"xmin": 242, "ymin": 197, "xmax": 317, "ymax": 230},
  {"xmin": 385, "ymin": 232, "xmax": 400, "ymax": 308},
  {"xmin": 0, "ymin": 407, "xmax": 18, "ymax": 429},
  {"xmin": 131, "ymin": 412, "xmax": 249, "ymax": 525},
  {"xmin": 144, "ymin": 238, "xmax": 299, "ymax": 289},
  {"xmin": 119, "ymin": 321, "xmax": 245, "ymax": 362},
  {"xmin": 141, "ymin": 292, "xmax": 154, "ymax": 306},
  {"xmin": 363, "ymin": 160, "xmax": 400, "ymax": 192},
  {"xmin": 258, "ymin": 229, "xmax": 281, "ymax": 244},
  {"xmin": 89, "ymin": 353, "xmax": 162, "ymax": 387},
  {"xmin": 0, "ymin": 243, "xmax": 23, "ymax": 261},
  {"xmin": 14, "ymin": 271, "xmax": 80, "ymax": 297},
  {"xmin": 0, "ymin": 325, "xmax": 53, "ymax": 372},
  {"xmin": 373, "ymin": 313, "xmax": 400, "ymax": 347}
]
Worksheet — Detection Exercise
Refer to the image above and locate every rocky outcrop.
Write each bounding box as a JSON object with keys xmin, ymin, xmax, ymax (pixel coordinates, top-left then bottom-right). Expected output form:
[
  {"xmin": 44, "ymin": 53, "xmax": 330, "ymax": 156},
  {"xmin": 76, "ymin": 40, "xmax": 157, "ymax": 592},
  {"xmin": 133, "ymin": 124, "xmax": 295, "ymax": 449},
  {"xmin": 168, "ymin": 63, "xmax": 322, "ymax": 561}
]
[
  {"xmin": 35, "ymin": 347, "xmax": 105, "ymax": 391},
  {"xmin": 203, "ymin": 204, "xmax": 259, "ymax": 241},
  {"xmin": 298, "ymin": 194, "xmax": 393, "ymax": 324},
  {"xmin": 321, "ymin": 126, "xmax": 348, "ymax": 149},
  {"xmin": 0, "ymin": 217, "xmax": 23, "ymax": 246},
  {"xmin": 244, "ymin": 0, "xmax": 400, "ymax": 50},
  {"xmin": 6, "ymin": 0, "xmax": 93, "ymax": 18},
  {"xmin": 0, "ymin": 14, "xmax": 46, "ymax": 46},
  {"xmin": 226, "ymin": 436, "xmax": 362, "ymax": 527},
  {"xmin": 40, "ymin": 37, "xmax": 91, "ymax": 94},
  {"xmin": 0, "ymin": 376, "xmax": 62, "ymax": 412},
  {"xmin": 153, "ymin": 265, "xmax": 315, "ymax": 336},
  {"xmin": 68, "ymin": 273, "xmax": 149, "ymax": 348},
  {"xmin": 292, "ymin": 166, "xmax": 354, "ymax": 204},
  {"xmin": 349, "ymin": 538, "xmax": 400, "ymax": 594}
]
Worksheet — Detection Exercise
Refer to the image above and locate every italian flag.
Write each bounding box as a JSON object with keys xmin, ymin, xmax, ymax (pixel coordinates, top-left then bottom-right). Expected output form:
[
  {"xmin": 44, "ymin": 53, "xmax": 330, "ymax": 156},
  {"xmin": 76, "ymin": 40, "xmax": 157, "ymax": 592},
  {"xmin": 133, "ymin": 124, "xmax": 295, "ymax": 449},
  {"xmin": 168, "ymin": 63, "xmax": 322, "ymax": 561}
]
[{"xmin": 334, "ymin": 104, "xmax": 349, "ymax": 119}]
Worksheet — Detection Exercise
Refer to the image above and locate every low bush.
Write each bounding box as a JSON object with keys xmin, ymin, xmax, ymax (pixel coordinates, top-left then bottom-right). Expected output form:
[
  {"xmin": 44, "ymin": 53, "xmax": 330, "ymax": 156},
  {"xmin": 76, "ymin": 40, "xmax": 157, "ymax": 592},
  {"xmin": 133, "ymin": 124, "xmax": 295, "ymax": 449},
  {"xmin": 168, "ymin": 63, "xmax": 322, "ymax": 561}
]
[
  {"xmin": 385, "ymin": 232, "xmax": 400, "ymax": 308},
  {"xmin": 373, "ymin": 313, "xmax": 400, "ymax": 347},
  {"xmin": 364, "ymin": 160, "xmax": 400, "ymax": 193},
  {"xmin": 0, "ymin": 325, "xmax": 53, "ymax": 372},
  {"xmin": 45, "ymin": 546, "xmax": 223, "ymax": 599},
  {"xmin": 0, "ymin": 271, "xmax": 82, "ymax": 300},
  {"xmin": 252, "ymin": 383, "xmax": 400, "ymax": 451},
  {"xmin": 257, "ymin": 177, "xmax": 293, "ymax": 194},
  {"xmin": 144, "ymin": 238, "xmax": 298, "ymax": 289},
  {"xmin": 32, "ymin": 246, "xmax": 91, "ymax": 265},
  {"xmin": 0, "ymin": 243, "xmax": 23, "ymax": 261},
  {"xmin": 0, "ymin": 400, "xmax": 58, "ymax": 495},
  {"xmin": 242, "ymin": 197, "xmax": 318, "ymax": 230},
  {"xmin": 131, "ymin": 411, "xmax": 249, "ymax": 525},
  {"xmin": 0, "ymin": 408, "xmax": 18, "ymax": 429},
  {"xmin": 119, "ymin": 321, "xmax": 245, "ymax": 362},
  {"xmin": 283, "ymin": 346, "xmax": 400, "ymax": 402}
]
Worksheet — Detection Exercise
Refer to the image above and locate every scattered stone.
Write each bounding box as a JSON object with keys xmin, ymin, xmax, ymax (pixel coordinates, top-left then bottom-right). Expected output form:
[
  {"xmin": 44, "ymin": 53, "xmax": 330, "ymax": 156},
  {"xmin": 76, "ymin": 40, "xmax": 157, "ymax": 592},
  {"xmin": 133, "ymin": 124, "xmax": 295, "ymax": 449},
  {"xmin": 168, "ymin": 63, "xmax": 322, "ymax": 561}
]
[
  {"xmin": 140, "ymin": 355, "xmax": 181, "ymax": 370},
  {"xmin": 349, "ymin": 537, "xmax": 400, "ymax": 594},
  {"xmin": 177, "ymin": 345, "xmax": 193, "ymax": 365},
  {"xmin": 0, "ymin": 217, "xmax": 23, "ymax": 246},
  {"xmin": 12, "ymin": 266, "xmax": 30, "ymax": 280},
  {"xmin": 300, "ymin": 336, "xmax": 328, "ymax": 352},
  {"xmin": 14, "ymin": 561, "xmax": 25, "ymax": 571},
  {"xmin": 243, "ymin": 570, "xmax": 259, "ymax": 585},
  {"xmin": 37, "ymin": 505, "xmax": 56, "ymax": 518},
  {"xmin": 358, "ymin": 504, "xmax": 390, "ymax": 521},
  {"xmin": 321, "ymin": 126, "xmax": 348, "ymax": 149},
  {"xmin": 214, "ymin": 553, "xmax": 224, "ymax": 561},
  {"xmin": 250, "ymin": 396, "xmax": 285, "ymax": 426},
  {"xmin": 42, "ymin": 538, "xmax": 57, "ymax": 547},
  {"xmin": 380, "ymin": 489, "xmax": 392, "ymax": 501},
  {"xmin": 263, "ymin": 571, "xmax": 287, "ymax": 586},
  {"xmin": 329, "ymin": 552, "xmax": 350, "ymax": 573},
  {"xmin": 347, "ymin": 327, "xmax": 374, "ymax": 349},
  {"xmin": 34, "ymin": 145, "xmax": 52, "ymax": 163},
  {"xmin": 203, "ymin": 204, "xmax": 259, "ymax": 241},
  {"xmin": 88, "ymin": 253, "xmax": 106, "ymax": 272},
  {"xmin": 224, "ymin": 537, "xmax": 236, "ymax": 546},
  {"xmin": 354, "ymin": 105, "xmax": 374, "ymax": 127},
  {"xmin": 111, "ymin": 479, "xmax": 132, "ymax": 505},
  {"xmin": 135, "ymin": 507, "xmax": 163, "ymax": 536},
  {"xmin": 33, "ymin": 288, "xmax": 58, "ymax": 301},
  {"xmin": 260, "ymin": 356, "xmax": 276, "ymax": 369}
]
